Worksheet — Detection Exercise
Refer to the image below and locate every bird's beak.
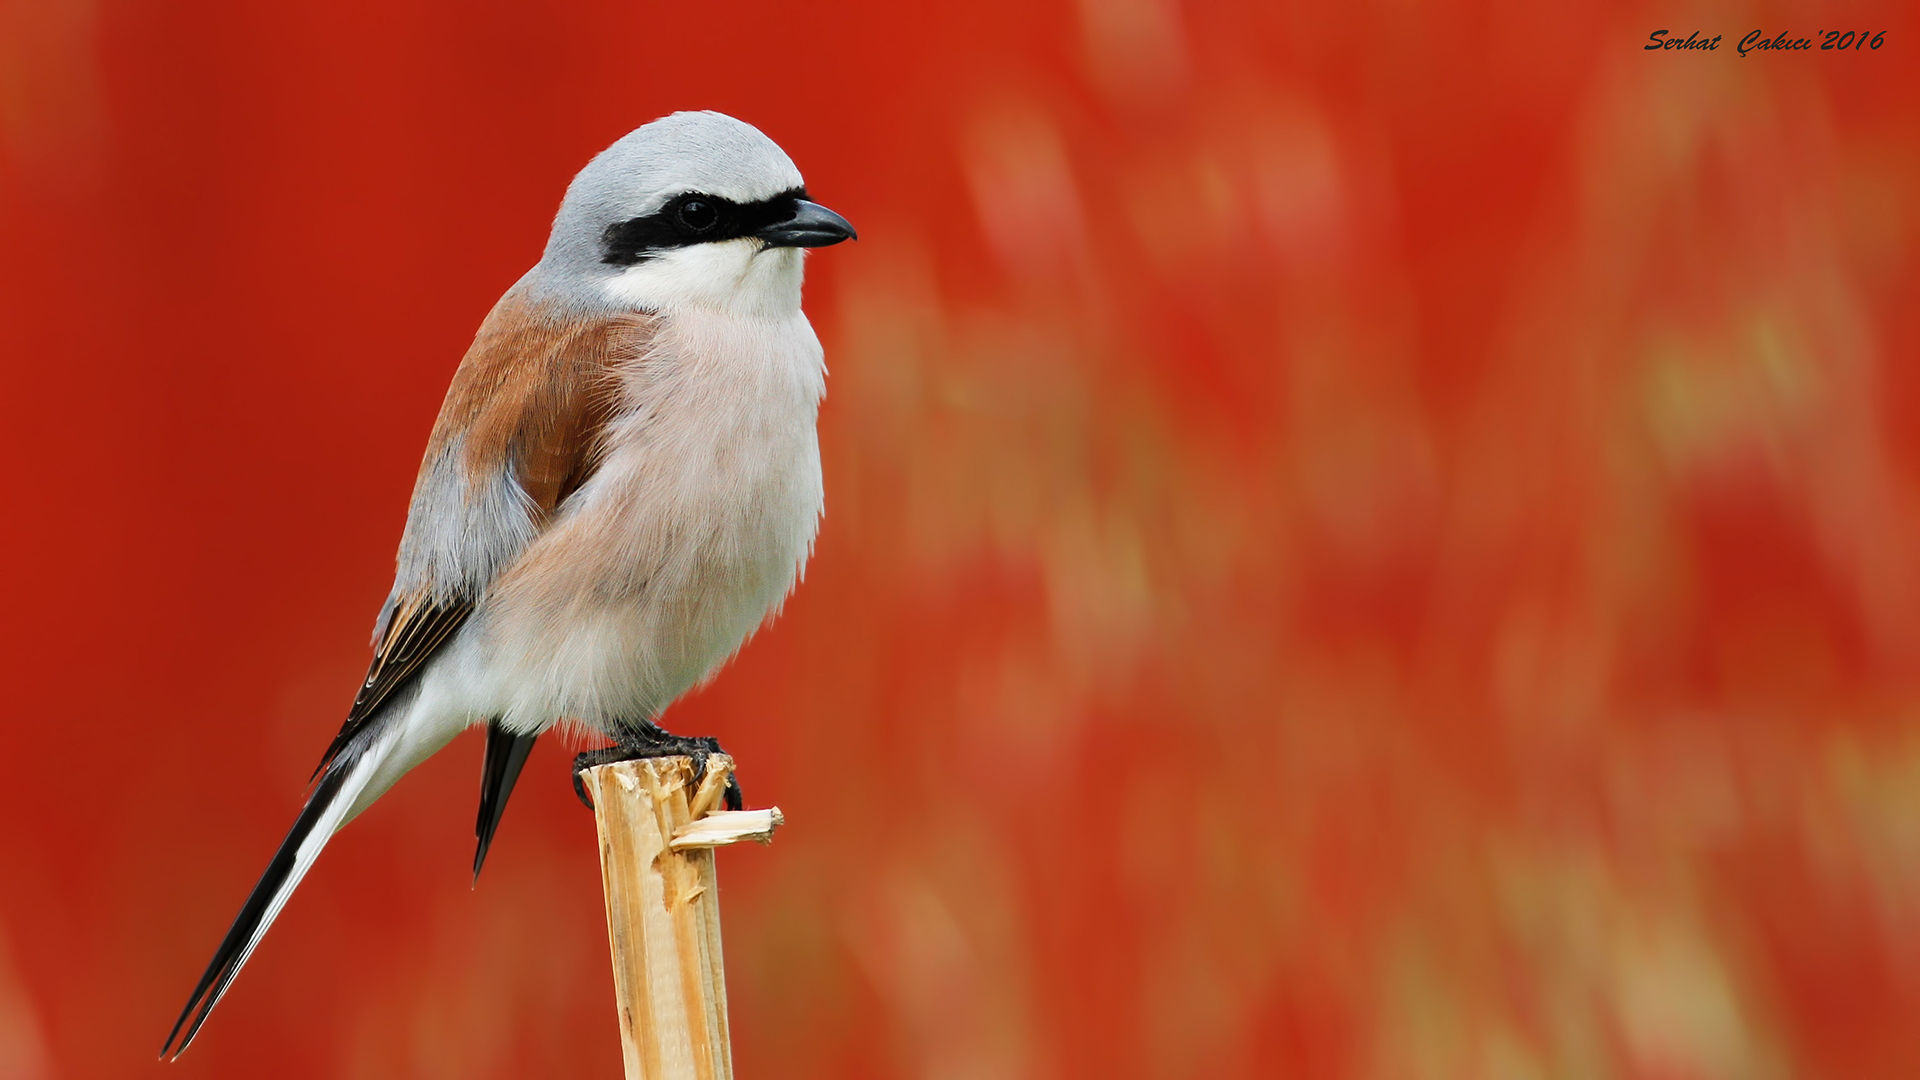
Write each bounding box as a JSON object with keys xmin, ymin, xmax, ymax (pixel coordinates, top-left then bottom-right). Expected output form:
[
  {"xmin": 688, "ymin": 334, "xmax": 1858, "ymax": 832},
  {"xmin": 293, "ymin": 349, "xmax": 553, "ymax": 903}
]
[{"xmin": 757, "ymin": 200, "xmax": 857, "ymax": 248}]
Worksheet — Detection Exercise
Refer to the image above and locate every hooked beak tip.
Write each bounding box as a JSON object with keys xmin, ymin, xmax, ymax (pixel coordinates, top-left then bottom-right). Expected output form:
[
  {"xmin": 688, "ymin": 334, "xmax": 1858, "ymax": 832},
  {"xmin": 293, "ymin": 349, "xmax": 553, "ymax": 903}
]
[{"xmin": 758, "ymin": 199, "xmax": 856, "ymax": 249}]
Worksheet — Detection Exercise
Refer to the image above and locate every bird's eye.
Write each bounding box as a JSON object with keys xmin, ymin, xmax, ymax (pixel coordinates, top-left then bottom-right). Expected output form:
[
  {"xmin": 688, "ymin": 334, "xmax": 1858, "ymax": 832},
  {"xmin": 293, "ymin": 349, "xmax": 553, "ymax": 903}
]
[{"xmin": 676, "ymin": 199, "xmax": 718, "ymax": 233}]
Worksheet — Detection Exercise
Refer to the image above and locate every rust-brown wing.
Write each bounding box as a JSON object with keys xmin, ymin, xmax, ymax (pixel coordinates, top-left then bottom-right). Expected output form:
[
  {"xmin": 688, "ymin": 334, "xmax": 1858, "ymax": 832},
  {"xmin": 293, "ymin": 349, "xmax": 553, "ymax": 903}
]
[{"xmin": 310, "ymin": 300, "xmax": 654, "ymax": 777}]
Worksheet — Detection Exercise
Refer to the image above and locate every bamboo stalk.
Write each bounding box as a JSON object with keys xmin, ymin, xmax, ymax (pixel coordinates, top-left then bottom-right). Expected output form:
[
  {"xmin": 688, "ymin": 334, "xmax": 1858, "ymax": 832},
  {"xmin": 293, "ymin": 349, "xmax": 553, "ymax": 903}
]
[{"xmin": 582, "ymin": 755, "xmax": 782, "ymax": 1080}]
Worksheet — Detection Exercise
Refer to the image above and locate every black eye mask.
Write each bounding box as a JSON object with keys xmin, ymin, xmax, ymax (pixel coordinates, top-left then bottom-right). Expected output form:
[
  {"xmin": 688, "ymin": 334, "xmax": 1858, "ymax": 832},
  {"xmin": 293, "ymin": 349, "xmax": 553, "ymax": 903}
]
[{"xmin": 601, "ymin": 188, "xmax": 808, "ymax": 266}]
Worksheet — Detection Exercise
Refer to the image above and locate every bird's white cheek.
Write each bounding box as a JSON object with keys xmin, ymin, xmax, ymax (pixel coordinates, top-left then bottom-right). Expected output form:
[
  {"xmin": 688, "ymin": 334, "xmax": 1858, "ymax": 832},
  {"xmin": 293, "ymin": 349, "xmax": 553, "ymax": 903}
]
[{"xmin": 602, "ymin": 242, "xmax": 804, "ymax": 316}]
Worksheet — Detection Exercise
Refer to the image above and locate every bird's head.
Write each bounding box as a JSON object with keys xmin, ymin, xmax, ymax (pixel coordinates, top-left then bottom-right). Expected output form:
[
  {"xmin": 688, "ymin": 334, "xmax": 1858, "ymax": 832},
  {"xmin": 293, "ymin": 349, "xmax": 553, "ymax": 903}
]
[{"xmin": 540, "ymin": 111, "xmax": 855, "ymax": 316}]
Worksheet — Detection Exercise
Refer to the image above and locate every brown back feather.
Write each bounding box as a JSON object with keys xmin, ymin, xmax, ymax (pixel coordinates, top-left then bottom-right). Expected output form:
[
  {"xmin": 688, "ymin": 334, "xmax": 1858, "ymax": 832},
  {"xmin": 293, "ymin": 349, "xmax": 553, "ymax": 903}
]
[{"xmin": 314, "ymin": 296, "xmax": 657, "ymax": 776}]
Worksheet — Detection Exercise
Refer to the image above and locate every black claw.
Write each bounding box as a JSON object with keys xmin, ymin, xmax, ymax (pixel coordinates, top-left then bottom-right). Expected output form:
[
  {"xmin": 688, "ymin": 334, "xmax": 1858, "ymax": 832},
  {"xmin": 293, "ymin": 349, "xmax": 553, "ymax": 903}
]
[{"xmin": 568, "ymin": 729, "xmax": 741, "ymax": 814}]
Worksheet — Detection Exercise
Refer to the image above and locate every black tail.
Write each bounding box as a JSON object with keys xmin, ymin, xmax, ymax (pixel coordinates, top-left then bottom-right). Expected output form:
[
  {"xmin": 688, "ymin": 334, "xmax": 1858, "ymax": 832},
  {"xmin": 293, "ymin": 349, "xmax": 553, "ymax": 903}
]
[
  {"xmin": 161, "ymin": 761, "xmax": 357, "ymax": 1060},
  {"xmin": 473, "ymin": 721, "xmax": 536, "ymax": 882}
]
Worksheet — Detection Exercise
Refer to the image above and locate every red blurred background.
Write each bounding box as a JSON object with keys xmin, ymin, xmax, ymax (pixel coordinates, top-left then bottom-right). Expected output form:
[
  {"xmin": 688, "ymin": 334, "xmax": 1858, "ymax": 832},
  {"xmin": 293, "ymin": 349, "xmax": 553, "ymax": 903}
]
[{"xmin": 4, "ymin": 0, "xmax": 1919, "ymax": 1076}]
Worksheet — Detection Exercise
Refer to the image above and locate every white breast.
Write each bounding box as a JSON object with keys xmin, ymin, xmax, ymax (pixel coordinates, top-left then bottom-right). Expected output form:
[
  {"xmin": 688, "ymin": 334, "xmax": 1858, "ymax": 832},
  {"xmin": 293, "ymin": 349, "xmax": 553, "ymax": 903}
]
[{"xmin": 460, "ymin": 300, "xmax": 826, "ymax": 735}]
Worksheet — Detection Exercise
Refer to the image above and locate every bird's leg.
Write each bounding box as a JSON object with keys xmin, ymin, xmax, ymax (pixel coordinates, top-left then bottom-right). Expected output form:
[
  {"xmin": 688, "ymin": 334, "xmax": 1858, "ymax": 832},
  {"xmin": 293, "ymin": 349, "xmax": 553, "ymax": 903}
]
[{"xmin": 571, "ymin": 721, "xmax": 745, "ymax": 812}]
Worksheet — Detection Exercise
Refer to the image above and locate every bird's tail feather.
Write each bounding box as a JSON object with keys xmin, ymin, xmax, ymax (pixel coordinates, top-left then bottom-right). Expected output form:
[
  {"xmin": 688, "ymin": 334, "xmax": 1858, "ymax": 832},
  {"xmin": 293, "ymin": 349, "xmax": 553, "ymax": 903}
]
[
  {"xmin": 474, "ymin": 721, "xmax": 536, "ymax": 883},
  {"xmin": 160, "ymin": 735, "xmax": 390, "ymax": 1060}
]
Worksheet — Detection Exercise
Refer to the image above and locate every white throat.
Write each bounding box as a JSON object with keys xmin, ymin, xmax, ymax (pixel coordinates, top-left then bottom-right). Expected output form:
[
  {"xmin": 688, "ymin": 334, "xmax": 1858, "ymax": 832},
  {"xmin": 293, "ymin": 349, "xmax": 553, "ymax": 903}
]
[{"xmin": 603, "ymin": 240, "xmax": 806, "ymax": 318}]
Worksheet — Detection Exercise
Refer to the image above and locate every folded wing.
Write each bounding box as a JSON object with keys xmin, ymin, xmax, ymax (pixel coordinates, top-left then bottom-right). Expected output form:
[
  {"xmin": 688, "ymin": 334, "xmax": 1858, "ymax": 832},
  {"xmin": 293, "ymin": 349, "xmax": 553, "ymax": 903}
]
[{"xmin": 164, "ymin": 293, "xmax": 654, "ymax": 1059}]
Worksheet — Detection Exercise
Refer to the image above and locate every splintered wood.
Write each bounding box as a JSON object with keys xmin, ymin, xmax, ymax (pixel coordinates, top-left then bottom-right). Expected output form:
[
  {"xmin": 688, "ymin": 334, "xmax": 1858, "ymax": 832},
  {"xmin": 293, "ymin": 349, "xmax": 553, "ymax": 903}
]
[{"xmin": 583, "ymin": 755, "xmax": 782, "ymax": 1080}]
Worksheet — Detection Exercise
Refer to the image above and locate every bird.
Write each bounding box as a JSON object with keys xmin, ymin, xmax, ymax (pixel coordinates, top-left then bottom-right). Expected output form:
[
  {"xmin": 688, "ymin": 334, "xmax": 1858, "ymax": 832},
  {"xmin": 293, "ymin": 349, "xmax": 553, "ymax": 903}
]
[{"xmin": 162, "ymin": 110, "xmax": 854, "ymax": 1059}]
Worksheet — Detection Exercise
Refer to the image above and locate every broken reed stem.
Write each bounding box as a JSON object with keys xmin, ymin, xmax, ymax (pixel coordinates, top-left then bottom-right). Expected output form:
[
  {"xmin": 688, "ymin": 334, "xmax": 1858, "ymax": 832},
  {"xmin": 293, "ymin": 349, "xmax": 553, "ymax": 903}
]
[{"xmin": 582, "ymin": 755, "xmax": 782, "ymax": 1080}]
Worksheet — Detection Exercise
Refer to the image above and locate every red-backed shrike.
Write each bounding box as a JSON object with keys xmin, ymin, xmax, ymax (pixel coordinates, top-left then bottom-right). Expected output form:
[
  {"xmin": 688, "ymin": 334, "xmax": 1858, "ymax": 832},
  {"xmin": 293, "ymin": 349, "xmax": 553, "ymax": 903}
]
[{"xmin": 164, "ymin": 111, "xmax": 853, "ymax": 1058}]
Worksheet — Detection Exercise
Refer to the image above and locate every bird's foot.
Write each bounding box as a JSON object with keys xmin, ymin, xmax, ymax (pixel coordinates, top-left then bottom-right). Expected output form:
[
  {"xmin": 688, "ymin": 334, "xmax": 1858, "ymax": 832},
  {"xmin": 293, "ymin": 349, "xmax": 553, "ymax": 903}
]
[{"xmin": 571, "ymin": 726, "xmax": 744, "ymax": 813}]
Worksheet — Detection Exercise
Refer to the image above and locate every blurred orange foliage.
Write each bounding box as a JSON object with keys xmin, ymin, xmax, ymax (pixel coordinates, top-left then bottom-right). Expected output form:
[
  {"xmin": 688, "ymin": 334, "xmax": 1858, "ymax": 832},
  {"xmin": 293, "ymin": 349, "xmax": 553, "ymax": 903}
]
[{"xmin": 2, "ymin": 0, "xmax": 1918, "ymax": 1077}]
